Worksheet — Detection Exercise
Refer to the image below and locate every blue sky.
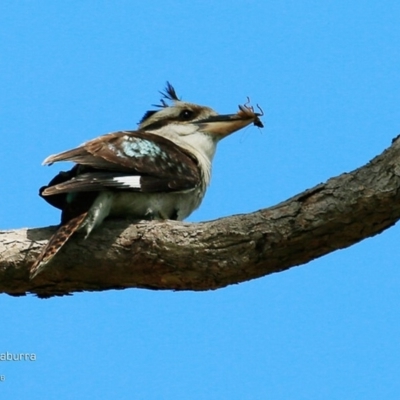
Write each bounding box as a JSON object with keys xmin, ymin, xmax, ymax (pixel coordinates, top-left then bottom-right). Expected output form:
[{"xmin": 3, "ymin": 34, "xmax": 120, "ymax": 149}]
[{"xmin": 1, "ymin": 1, "xmax": 400, "ymax": 398}]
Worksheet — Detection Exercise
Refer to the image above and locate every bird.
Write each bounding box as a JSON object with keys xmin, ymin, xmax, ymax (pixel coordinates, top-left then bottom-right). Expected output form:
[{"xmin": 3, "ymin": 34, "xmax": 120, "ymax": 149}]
[{"xmin": 30, "ymin": 82, "xmax": 263, "ymax": 279}]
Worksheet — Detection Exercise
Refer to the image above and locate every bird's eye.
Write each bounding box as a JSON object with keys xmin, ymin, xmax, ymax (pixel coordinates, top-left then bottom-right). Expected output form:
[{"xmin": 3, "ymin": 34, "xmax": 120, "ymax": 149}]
[{"xmin": 179, "ymin": 109, "xmax": 194, "ymax": 120}]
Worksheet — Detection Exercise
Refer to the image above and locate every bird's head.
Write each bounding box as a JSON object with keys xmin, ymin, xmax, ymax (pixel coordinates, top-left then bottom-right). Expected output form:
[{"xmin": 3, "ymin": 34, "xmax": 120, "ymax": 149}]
[{"xmin": 138, "ymin": 82, "xmax": 263, "ymax": 161}]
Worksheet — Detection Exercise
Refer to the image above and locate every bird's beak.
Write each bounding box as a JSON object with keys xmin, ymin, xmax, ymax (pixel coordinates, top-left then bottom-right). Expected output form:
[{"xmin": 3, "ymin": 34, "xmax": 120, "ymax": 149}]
[{"xmin": 196, "ymin": 105, "xmax": 264, "ymax": 138}]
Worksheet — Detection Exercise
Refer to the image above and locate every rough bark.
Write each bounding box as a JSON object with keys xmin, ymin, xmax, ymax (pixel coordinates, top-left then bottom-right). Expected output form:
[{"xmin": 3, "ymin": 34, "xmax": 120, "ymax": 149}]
[{"xmin": 1, "ymin": 136, "xmax": 400, "ymax": 298}]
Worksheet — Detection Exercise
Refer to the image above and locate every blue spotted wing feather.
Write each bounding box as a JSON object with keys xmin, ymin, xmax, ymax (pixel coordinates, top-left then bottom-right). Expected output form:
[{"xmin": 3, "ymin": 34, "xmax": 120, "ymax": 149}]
[{"xmin": 41, "ymin": 131, "xmax": 200, "ymax": 202}]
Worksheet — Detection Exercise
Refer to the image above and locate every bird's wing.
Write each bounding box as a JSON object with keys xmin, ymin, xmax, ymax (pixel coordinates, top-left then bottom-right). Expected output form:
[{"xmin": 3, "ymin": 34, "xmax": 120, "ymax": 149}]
[{"xmin": 41, "ymin": 131, "xmax": 201, "ymax": 197}]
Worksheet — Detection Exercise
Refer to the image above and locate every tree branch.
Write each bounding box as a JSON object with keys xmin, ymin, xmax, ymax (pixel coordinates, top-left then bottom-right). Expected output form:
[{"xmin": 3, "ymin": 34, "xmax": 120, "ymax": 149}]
[{"xmin": 2, "ymin": 136, "xmax": 400, "ymax": 298}]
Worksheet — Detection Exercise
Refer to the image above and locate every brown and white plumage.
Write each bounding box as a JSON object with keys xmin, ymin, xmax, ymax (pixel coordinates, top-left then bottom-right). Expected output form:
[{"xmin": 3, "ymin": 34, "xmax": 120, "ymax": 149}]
[{"xmin": 30, "ymin": 83, "xmax": 263, "ymax": 279}]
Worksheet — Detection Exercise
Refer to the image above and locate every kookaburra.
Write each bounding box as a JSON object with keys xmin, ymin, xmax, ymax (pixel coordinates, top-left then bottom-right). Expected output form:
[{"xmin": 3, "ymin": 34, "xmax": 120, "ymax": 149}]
[{"xmin": 30, "ymin": 83, "xmax": 263, "ymax": 279}]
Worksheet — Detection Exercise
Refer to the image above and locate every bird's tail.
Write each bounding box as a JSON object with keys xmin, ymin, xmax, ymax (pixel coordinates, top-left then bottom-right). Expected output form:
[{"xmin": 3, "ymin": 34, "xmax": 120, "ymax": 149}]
[{"xmin": 30, "ymin": 212, "xmax": 88, "ymax": 279}]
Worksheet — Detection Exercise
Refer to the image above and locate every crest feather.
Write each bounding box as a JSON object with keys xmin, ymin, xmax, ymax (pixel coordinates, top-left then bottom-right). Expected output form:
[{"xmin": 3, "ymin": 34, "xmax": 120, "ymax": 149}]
[{"xmin": 140, "ymin": 82, "xmax": 181, "ymax": 124}]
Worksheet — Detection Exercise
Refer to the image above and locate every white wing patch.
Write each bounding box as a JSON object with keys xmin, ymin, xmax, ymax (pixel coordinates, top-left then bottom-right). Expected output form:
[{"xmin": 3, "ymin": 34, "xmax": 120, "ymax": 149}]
[{"xmin": 113, "ymin": 176, "xmax": 141, "ymax": 188}]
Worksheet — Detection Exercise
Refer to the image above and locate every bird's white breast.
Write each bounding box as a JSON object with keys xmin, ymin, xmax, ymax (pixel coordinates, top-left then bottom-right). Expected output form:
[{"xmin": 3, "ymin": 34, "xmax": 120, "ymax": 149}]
[{"xmin": 109, "ymin": 188, "xmax": 205, "ymax": 221}]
